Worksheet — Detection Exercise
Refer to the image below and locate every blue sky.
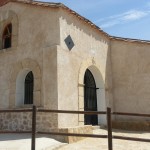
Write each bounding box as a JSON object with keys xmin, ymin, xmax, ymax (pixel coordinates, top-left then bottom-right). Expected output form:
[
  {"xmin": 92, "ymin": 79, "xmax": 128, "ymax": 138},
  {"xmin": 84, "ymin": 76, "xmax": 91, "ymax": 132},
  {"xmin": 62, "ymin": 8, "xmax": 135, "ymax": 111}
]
[{"xmin": 37, "ymin": 0, "xmax": 150, "ymax": 40}]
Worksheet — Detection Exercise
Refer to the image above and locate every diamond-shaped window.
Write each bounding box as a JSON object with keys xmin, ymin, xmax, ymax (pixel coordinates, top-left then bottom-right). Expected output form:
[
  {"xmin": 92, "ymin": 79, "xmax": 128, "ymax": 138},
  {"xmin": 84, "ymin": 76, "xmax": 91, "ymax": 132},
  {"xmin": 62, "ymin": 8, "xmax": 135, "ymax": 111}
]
[{"xmin": 64, "ymin": 35, "xmax": 74, "ymax": 50}]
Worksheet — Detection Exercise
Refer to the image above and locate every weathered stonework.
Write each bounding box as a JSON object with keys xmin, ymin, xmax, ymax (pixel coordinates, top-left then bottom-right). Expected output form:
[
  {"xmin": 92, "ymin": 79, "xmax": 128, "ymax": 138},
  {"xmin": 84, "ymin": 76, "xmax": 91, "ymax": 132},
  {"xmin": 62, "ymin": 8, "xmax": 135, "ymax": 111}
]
[
  {"xmin": 51, "ymin": 125, "xmax": 93, "ymax": 143},
  {"xmin": 0, "ymin": 111, "xmax": 58, "ymax": 131}
]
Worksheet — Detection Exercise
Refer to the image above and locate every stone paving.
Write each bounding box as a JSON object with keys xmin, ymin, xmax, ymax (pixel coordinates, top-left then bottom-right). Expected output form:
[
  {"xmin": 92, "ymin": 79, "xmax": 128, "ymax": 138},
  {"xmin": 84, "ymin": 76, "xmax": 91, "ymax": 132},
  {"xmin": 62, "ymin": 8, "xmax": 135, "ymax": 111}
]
[{"xmin": 56, "ymin": 129, "xmax": 150, "ymax": 150}]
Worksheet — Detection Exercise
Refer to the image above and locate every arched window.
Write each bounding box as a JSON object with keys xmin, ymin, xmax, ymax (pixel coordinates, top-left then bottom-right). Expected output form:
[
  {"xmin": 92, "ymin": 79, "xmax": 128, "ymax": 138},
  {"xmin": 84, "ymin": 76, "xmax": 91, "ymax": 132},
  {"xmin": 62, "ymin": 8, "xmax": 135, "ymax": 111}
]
[
  {"xmin": 2, "ymin": 23, "xmax": 12, "ymax": 49},
  {"xmin": 24, "ymin": 71, "xmax": 34, "ymax": 104}
]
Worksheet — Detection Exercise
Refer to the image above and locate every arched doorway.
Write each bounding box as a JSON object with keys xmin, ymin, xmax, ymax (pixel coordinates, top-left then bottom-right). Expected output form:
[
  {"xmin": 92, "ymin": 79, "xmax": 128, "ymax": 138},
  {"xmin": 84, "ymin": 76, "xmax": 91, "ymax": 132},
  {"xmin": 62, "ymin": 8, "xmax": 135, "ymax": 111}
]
[
  {"xmin": 78, "ymin": 60, "xmax": 106, "ymax": 125},
  {"xmin": 24, "ymin": 71, "xmax": 34, "ymax": 104},
  {"xmin": 84, "ymin": 69, "xmax": 98, "ymax": 125}
]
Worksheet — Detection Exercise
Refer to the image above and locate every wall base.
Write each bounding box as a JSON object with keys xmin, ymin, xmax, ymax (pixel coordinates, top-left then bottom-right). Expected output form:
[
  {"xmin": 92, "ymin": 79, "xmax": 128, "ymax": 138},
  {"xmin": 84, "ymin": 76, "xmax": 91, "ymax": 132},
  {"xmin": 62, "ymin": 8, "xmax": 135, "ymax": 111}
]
[{"xmin": 112, "ymin": 121, "xmax": 150, "ymax": 131}]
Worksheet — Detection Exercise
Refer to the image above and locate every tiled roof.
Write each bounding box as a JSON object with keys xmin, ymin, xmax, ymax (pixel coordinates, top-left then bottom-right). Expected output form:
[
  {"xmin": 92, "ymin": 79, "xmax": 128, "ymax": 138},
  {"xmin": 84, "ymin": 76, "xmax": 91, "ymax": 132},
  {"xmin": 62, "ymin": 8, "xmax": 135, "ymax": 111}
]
[
  {"xmin": 1, "ymin": 0, "xmax": 150, "ymax": 44},
  {"xmin": 110, "ymin": 36, "xmax": 150, "ymax": 44}
]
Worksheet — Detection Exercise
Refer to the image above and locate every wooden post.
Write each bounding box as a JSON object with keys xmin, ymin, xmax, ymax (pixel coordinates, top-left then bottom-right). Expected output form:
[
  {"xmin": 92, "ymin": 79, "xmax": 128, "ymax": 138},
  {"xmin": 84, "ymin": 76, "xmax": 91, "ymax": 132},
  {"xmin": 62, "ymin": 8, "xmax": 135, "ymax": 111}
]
[
  {"xmin": 107, "ymin": 107, "xmax": 112, "ymax": 150},
  {"xmin": 31, "ymin": 106, "xmax": 36, "ymax": 150}
]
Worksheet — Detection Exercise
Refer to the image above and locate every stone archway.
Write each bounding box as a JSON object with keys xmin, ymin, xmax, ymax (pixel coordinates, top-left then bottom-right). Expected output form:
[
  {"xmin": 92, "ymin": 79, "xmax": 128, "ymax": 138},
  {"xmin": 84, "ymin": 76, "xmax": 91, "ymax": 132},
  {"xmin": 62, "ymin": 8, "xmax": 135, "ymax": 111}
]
[
  {"xmin": 9, "ymin": 58, "xmax": 41, "ymax": 108},
  {"xmin": 16, "ymin": 69, "xmax": 34, "ymax": 106},
  {"xmin": 78, "ymin": 58, "xmax": 106, "ymax": 125}
]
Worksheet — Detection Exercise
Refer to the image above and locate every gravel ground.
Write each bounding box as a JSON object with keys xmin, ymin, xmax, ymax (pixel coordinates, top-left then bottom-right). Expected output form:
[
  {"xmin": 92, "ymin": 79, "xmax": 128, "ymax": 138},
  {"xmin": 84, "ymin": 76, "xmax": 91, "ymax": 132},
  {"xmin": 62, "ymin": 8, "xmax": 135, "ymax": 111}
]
[{"xmin": 56, "ymin": 129, "xmax": 150, "ymax": 150}]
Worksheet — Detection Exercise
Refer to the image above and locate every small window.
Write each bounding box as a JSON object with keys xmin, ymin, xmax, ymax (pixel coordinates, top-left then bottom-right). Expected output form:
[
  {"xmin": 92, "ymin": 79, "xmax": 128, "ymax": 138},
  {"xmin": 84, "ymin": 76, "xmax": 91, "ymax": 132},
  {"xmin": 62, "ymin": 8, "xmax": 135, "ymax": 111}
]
[{"xmin": 2, "ymin": 23, "xmax": 12, "ymax": 49}]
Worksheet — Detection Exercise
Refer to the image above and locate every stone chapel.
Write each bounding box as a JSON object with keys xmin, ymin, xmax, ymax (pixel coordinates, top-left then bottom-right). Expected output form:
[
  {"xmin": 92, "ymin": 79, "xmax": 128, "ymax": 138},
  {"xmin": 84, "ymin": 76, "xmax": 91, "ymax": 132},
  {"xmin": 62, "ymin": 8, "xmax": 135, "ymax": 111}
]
[{"xmin": 0, "ymin": 0, "xmax": 150, "ymax": 133}]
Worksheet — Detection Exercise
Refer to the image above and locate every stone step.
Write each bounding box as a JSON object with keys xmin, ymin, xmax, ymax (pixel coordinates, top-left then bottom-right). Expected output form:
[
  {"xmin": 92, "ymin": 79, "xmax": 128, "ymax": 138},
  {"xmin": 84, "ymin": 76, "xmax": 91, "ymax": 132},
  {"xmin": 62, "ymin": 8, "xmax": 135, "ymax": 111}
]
[{"xmin": 92, "ymin": 125, "xmax": 100, "ymax": 130}]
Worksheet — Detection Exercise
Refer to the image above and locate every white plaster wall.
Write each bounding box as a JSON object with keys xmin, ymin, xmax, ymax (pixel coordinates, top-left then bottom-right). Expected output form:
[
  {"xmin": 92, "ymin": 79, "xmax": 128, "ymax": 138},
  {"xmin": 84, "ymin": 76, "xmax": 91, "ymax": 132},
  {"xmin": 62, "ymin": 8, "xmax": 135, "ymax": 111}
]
[
  {"xmin": 111, "ymin": 40, "xmax": 150, "ymax": 121},
  {"xmin": 0, "ymin": 3, "xmax": 60, "ymax": 109},
  {"xmin": 0, "ymin": 2, "xmax": 114, "ymax": 128},
  {"xmin": 57, "ymin": 9, "xmax": 112, "ymax": 127}
]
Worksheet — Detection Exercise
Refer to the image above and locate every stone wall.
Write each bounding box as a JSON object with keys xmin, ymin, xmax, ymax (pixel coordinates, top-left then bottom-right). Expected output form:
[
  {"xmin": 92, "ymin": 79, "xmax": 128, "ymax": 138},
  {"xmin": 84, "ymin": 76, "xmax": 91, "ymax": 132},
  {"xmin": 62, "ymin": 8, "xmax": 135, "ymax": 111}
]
[
  {"xmin": 0, "ymin": 111, "xmax": 58, "ymax": 131},
  {"xmin": 0, "ymin": 111, "xmax": 93, "ymax": 143}
]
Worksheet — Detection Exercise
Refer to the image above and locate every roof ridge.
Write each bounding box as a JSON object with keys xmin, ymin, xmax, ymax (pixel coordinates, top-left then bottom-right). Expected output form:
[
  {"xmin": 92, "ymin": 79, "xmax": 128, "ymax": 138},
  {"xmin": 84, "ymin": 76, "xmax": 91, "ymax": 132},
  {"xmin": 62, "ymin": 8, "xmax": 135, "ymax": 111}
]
[
  {"xmin": 33, "ymin": 0, "xmax": 63, "ymax": 5},
  {"xmin": 110, "ymin": 36, "xmax": 150, "ymax": 43}
]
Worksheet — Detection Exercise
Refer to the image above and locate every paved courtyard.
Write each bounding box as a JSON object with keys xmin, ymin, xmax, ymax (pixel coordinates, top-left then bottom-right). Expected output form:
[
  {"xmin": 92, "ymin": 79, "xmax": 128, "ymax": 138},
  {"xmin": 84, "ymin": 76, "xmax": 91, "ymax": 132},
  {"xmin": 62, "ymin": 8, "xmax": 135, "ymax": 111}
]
[
  {"xmin": 0, "ymin": 129, "xmax": 150, "ymax": 150},
  {"xmin": 0, "ymin": 134, "xmax": 65, "ymax": 150},
  {"xmin": 57, "ymin": 129, "xmax": 150, "ymax": 150}
]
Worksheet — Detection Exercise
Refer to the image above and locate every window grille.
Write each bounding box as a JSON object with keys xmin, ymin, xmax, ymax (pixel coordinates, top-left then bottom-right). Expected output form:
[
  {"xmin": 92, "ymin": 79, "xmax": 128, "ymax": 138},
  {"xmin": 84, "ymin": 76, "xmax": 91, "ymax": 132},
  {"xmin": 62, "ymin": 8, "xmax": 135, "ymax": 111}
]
[
  {"xmin": 24, "ymin": 71, "xmax": 34, "ymax": 104},
  {"xmin": 84, "ymin": 69, "xmax": 98, "ymax": 125}
]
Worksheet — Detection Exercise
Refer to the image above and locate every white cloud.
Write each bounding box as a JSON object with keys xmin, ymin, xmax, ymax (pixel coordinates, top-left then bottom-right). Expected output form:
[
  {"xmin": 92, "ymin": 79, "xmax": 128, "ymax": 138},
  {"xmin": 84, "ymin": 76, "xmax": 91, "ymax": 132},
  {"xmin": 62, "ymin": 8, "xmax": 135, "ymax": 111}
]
[
  {"xmin": 96, "ymin": 9, "xmax": 150, "ymax": 28},
  {"xmin": 147, "ymin": 2, "xmax": 150, "ymax": 7},
  {"xmin": 122, "ymin": 10, "xmax": 147, "ymax": 21}
]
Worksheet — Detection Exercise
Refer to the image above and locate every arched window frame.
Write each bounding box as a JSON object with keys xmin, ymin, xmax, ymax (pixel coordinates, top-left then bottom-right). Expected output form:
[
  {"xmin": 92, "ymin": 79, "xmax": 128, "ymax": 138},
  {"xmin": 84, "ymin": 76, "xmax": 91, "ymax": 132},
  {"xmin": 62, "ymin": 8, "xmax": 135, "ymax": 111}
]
[
  {"xmin": 16, "ymin": 69, "xmax": 34, "ymax": 107},
  {"xmin": 2, "ymin": 23, "xmax": 12, "ymax": 49},
  {"xmin": 0, "ymin": 11, "xmax": 18, "ymax": 51}
]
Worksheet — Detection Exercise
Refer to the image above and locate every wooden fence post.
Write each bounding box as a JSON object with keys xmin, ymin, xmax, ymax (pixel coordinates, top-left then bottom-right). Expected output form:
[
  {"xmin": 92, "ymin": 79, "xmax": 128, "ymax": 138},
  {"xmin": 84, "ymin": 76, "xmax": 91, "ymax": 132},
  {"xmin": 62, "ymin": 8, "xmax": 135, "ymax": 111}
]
[
  {"xmin": 31, "ymin": 105, "xmax": 36, "ymax": 150},
  {"xmin": 107, "ymin": 107, "xmax": 113, "ymax": 150}
]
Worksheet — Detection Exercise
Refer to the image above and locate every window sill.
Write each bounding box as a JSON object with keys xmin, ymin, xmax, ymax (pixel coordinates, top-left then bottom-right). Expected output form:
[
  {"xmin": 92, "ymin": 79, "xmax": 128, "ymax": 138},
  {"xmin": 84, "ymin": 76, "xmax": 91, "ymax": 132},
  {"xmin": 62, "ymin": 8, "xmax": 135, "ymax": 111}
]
[{"xmin": 0, "ymin": 47, "xmax": 16, "ymax": 53}]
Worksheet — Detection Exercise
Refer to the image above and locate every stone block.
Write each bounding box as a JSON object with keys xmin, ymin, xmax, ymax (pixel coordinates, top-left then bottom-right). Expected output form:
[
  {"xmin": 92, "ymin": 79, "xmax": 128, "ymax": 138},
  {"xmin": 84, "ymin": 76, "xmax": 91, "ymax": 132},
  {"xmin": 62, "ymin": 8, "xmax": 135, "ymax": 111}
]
[
  {"xmin": 78, "ymin": 121, "xmax": 84, "ymax": 126},
  {"xmin": 34, "ymin": 66, "xmax": 41, "ymax": 79},
  {"xmin": 79, "ymin": 114, "xmax": 84, "ymax": 122},
  {"xmin": 57, "ymin": 125, "xmax": 93, "ymax": 143},
  {"xmin": 78, "ymin": 96, "xmax": 84, "ymax": 109}
]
